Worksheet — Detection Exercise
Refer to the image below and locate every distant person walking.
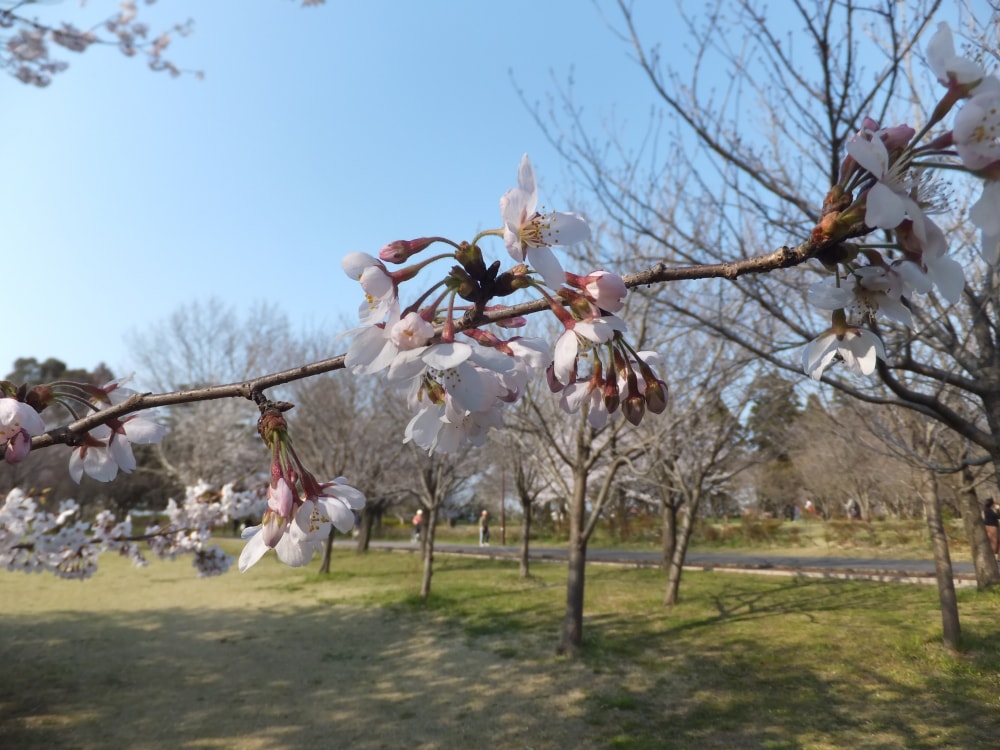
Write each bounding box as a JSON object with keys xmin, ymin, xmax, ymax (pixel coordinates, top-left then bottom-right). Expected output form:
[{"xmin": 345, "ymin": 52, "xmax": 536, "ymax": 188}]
[
  {"xmin": 479, "ymin": 510, "xmax": 490, "ymax": 546},
  {"xmin": 983, "ymin": 499, "xmax": 1000, "ymax": 556},
  {"xmin": 412, "ymin": 509, "xmax": 424, "ymax": 543}
]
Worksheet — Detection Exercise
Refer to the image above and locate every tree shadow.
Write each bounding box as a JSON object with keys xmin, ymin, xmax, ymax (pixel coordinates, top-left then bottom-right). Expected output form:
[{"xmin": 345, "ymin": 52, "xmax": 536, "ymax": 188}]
[
  {"xmin": 2, "ymin": 572, "xmax": 996, "ymax": 749},
  {"xmin": 0, "ymin": 603, "xmax": 604, "ymax": 749},
  {"xmin": 577, "ymin": 576, "xmax": 1000, "ymax": 748}
]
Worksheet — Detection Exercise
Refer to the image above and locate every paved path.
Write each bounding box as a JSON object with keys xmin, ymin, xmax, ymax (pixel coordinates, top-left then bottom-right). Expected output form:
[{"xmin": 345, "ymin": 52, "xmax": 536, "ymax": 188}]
[{"xmin": 369, "ymin": 541, "xmax": 980, "ymax": 586}]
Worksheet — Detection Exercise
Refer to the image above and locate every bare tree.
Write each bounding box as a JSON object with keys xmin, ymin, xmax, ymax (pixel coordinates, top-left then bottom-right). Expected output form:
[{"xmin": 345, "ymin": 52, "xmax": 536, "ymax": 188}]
[
  {"xmin": 489, "ymin": 402, "xmax": 555, "ymax": 578},
  {"xmin": 643, "ymin": 338, "xmax": 753, "ymax": 606},
  {"xmin": 537, "ymin": 0, "xmax": 997, "ymax": 647},
  {"xmin": 517, "ymin": 387, "xmax": 652, "ymax": 654},
  {"xmin": 124, "ymin": 299, "xmax": 293, "ymax": 487},
  {"xmin": 403, "ymin": 450, "xmax": 470, "ymax": 602},
  {"xmin": 287, "ymin": 363, "xmax": 415, "ymax": 570}
]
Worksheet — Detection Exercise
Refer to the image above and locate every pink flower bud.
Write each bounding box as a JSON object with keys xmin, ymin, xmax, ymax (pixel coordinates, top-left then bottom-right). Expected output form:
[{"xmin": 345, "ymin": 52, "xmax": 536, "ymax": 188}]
[
  {"xmin": 545, "ymin": 363, "xmax": 566, "ymax": 393},
  {"xmin": 4, "ymin": 429, "xmax": 32, "ymax": 464},
  {"xmin": 879, "ymin": 124, "xmax": 915, "ymax": 151},
  {"xmin": 602, "ymin": 378, "xmax": 620, "ymax": 414},
  {"xmin": 484, "ymin": 306, "xmax": 527, "ymax": 328},
  {"xmin": 267, "ymin": 477, "xmax": 295, "ymax": 519},
  {"xmin": 622, "ymin": 373, "xmax": 645, "ymax": 426},
  {"xmin": 378, "ymin": 237, "xmax": 436, "ymax": 264},
  {"xmin": 622, "ymin": 394, "xmax": 645, "ymax": 426},
  {"xmin": 260, "ymin": 511, "xmax": 286, "ymax": 548},
  {"xmin": 643, "ymin": 379, "xmax": 669, "ymax": 414}
]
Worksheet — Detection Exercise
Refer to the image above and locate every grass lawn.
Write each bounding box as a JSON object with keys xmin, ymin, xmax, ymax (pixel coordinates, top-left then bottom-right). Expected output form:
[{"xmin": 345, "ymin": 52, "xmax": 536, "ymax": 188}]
[{"xmin": 1, "ymin": 539, "xmax": 999, "ymax": 749}]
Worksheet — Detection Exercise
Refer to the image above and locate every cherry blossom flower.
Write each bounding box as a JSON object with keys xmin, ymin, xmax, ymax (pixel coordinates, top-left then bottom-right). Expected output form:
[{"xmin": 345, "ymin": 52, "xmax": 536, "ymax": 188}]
[
  {"xmin": 894, "ymin": 218, "xmax": 966, "ymax": 301},
  {"xmin": 496, "ymin": 336, "xmax": 549, "ymax": 396},
  {"xmin": 313, "ymin": 478, "xmax": 366, "ymax": 531},
  {"xmin": 389, "ymin": 311, "xmax": 435, "ymax": 351},
  {"xmin": 926, "ymin": 23, "xmax": 988, "ymax": 91},
  {"xmin": 239, "ymin": 502, "xmax": 316, "ymax": 571},
  {"xmin": 343, "ymin": 301, "xmax": 402, "ymax": 375},
  {"xmin": 0, "ymin": 398, "xmax": 45, "ymax": 464},
  {"xmin": 392, "ymin": 341, "xmax": 511, "ymax": 416},
  {"xmin": 559, "ymin": 376, "xmax": 611, "ymax": 429},
  {"xmin": 846, "ymin": 130, "xmax": 923, "ymax": 234},
  {"xmin": 51, "ymin": 24, "xmax": 98, "ymax": 53},
  {"xmin": 68, "ymin": 426, "xmax": 118, "ymax": 482},
  {"xmin": 969, "ymin": 181, "xmax": 1000, "ymax": 265},
  {"xmin": 113, "ymin": 413, "xmax": 168, "ymax": 469},
  {"xmin": 953, "ymin": 89, "xmax": 1000, "ymax": 170},
  {"xmin": 404, "ymin": 397, "xmax": 504, "ymax": 454},
  {"xmin": 67, "ymin": 411, "xmax": 167, "ymax": 483},
  {"xmin": 238, "ymin": 478, "xmax": 364, "ymax": 572},
  {"xmin": 565, "ymin": 270, "xmax": 628, "ymax": 312},
  {"xmin": 342, "ymin": 252, "xmax": 398, "ymax": 324},
  {"xmin": 387, "ymin": 336, "xmax": 547, "ymax": 454},
  {"xmin": 808, "ymin": 268, "xmax": 912, "ymax": 327},
  {"xmin": 85, "ymin": 378, "xmax": 169, "ymax": 476},
  {"xmin": 552, "ymin": 316, "xmax": 626, "ymax": 385},
  {"xmin": 803, "ymin": 327, "xmax": 886, "ymax": 380},
  {"xmin": 500, "ymin": 154, "xmax": 591, "ymax": 288}
]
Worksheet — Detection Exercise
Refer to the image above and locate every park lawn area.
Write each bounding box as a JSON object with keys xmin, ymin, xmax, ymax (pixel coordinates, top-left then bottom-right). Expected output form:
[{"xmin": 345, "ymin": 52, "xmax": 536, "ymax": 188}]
[{"xmin": 1, "ymin": 540, "xmax": 999, "ymax": 749}]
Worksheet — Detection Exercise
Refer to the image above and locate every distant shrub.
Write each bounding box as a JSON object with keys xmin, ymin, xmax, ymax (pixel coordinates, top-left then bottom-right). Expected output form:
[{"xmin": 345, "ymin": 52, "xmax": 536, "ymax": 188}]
[
  {"xmin": 693, "ymin": 519, "xmax": 742, "ymax": 545},
  {"xmin": 740, "ymin": 518, "xmax": 783, "ymax": 544},
  {"xmin": 825, "ymin": 521, "xmax": 882, "ymax": 548},
  {"xmin": 786, "ymin": 526, "xmax": 802, "ymax": 547}
]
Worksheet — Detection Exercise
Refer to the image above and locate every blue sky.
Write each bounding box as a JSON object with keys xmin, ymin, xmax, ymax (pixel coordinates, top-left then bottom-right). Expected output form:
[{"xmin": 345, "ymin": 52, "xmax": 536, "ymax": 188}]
[
  {"xmin": 1, "ymin": 0, "xmax": 676, "ymax": 379},
  {"xmin": 3, "ymin": 1, "xmax": 986, "ymax": 385}
]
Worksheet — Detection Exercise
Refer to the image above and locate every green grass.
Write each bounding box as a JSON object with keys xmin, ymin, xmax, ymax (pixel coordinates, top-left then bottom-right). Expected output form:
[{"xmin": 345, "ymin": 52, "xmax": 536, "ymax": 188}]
[{"xmin": 1, "ymin": 540, "xmax": 999, "ymax": 749}]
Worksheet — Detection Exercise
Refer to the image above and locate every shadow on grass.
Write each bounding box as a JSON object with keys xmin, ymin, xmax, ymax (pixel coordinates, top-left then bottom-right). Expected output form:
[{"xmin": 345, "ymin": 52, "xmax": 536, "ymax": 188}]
[
  {"xmin": 0, "ymin": 602, "xmax": 598, "ymax": 750},
  {"xmin": 3, "ymin": 567, "xmax": 997, "ymax": 750},
  {"xmin": 577, "ymin": 576, "xmax": 1000, "ymax": 749},
  {"xmin": 579, "ymin": 636, "xmax": 997, "ymax": 750}
]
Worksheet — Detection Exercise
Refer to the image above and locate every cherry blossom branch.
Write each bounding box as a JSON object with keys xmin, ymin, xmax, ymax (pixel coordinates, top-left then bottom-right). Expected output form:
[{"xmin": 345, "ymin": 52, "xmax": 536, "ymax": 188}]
[
  {"xmin": 24, "ymin": 354, "xmax": 347, "ymax": 452},
  {"xmin": 1, "ymin": 1, "xmax": 196, "ymax": 86},
  {"xmin": 13, "ymin": 231, "xmax": 854, "ymax": 459},
  {"xmin": 457, "ymin": 231, "xmax": 858, "ymax": 331}
]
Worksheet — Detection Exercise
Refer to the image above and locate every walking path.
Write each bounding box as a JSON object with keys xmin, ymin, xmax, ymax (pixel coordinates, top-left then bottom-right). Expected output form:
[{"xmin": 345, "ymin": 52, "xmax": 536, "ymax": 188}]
[{"xmin": 370, "ymin": 541, "xmax": 980, "ymax": 586}]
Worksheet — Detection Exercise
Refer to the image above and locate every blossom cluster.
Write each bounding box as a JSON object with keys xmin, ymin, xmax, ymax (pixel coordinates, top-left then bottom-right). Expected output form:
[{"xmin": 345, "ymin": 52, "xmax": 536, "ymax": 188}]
[
  {"xmin": 1, "ymin": 1, "xmax": 192, "ymax": 87},
  {"xmin": 238, "ymin": 405, "xmax": 365, "ymax": 572},
  {"xmin": 0, "ymin": 377, "xmax": 168, "ymax": 483},
  {"xmin": 803, "ymin": 23, "xmax": 999, "ymax": 380},
  {"xmin": 0, "ymin": 481, "xmax": 264, "ymax": 579},
  {"xmin": 341, "ymin": 153, "xmax": 668, "ymax": 452},
  {"xmin": 0, "ymin": 372, "xmax": 366, "ymax": 576}
]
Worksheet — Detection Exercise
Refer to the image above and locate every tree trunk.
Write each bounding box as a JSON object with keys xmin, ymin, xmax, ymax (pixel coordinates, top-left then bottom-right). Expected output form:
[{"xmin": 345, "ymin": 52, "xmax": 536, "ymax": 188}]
[
  {"xmin": 356, "ymin": 506, "xmax": 376, "ymax": 553},
  {"xmin": 559, "ymin": 532, "xmax": 587, "ymax": 656},
  {"xmin": 318, "ymin": 526, "xmax": 336, "ymax": 574},
  {"xmin": 519, "ymin": 498, "xmax": 532, "ymax": 578},
  {"xmin": 419, "ymin": 504, "xmax": 439, "ymax": 602},
  {"xmin": 959, "ymin": 466, "xmax": 1000, "ymax": 589},
  {"xmin": 664, "ymin": 498, "xmax": 698, "ymax": 607},
  {"xmin": 610, "ymin": 486, "xmax": 626, "ymax": 541},
  {"xmin": 923, "ymin": 480, "xmax": 961, "ymax": 650},
  {"xmin": 661, "ymin": 495, "xmax": 677, "ymax": 570},
  {"xmin": 558, "ymin": 464, "xmax": 588, "ymax": 656}
]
